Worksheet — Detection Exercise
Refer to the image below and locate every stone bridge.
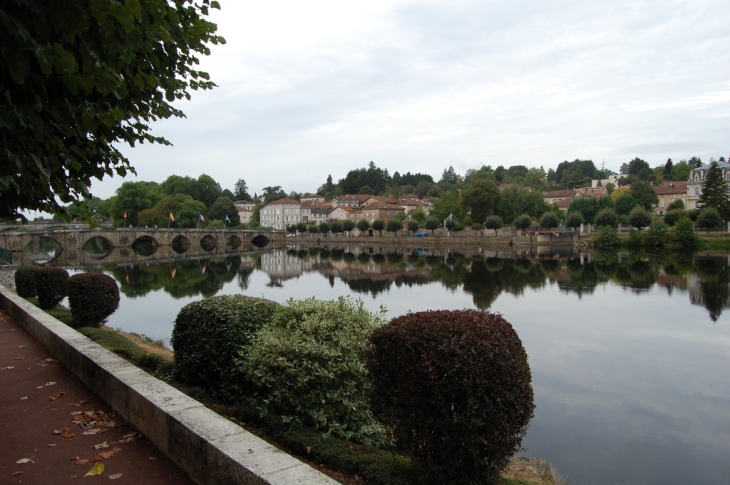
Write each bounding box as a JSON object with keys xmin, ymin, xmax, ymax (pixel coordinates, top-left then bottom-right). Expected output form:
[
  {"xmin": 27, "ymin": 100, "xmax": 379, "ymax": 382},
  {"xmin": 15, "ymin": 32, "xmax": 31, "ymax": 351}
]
[{"xmin": 0, "ymin": 228, "xmax": 285, "ymax": 266}]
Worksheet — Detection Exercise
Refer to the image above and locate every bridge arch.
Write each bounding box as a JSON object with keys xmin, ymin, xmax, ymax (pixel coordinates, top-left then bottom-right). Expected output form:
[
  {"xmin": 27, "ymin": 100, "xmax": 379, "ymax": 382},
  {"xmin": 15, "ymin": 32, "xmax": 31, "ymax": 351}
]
[
  {"xmin": 200, "ymin": 235, "xmax": 217, "ymax": 252},
  {"xmin": 252, "ymin": 235, "xmax": 270, "ymax": 248}
]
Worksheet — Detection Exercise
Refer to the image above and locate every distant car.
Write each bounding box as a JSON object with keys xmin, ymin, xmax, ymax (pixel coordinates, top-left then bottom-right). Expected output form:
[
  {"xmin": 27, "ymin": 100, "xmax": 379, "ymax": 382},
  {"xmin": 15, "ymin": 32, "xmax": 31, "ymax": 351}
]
[
  {"xmin": 414, "ymin": 231, "xmax": 428, "ymax": 237},
  {"xmin": 286, "ymin": 233, "xmax": 296, "ymax": 238}
]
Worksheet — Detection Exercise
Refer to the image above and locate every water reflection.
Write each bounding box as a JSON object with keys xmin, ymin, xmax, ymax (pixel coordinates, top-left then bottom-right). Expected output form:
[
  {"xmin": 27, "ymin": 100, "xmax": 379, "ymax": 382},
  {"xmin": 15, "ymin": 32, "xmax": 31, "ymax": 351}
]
[{"xmin": 96, "ymin": 246, "xmax": 730, "ymax": 323}]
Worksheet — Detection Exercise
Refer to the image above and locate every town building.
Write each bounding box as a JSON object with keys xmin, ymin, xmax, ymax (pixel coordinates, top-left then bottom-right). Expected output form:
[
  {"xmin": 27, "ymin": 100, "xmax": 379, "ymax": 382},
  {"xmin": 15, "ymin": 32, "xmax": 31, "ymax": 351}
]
[
  {"xmin": 686, "ymin": 162, "xmax": 730, "ymax": 210},
  {"xmin": 652, "ymin": 181, "xmax": 688, "ymax": 215},
  {"xmin": 259, "ymin": 198, "xmax": 301, "ymax": 230}
]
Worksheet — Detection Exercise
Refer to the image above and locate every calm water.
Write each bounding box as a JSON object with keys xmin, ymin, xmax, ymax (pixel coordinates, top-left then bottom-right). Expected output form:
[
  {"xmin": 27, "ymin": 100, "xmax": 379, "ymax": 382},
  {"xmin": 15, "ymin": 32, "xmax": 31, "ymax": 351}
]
[{"xmin": 57, "ymin": 245, "xmax": 729, "ymax": 485}]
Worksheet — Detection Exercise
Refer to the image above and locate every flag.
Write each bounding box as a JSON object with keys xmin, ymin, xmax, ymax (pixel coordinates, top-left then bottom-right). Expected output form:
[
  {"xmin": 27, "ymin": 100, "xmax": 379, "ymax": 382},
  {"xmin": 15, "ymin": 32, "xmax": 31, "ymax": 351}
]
[
  {"xmin": 169, "ymin": 212, "xmax": 175, "ymax": 222},
  {"xmin": 200, "ymin": 265, "xmax": 206, "ymax": 275},
  {"xmin": 225, "ymin": 214, "xmax": 230, "ymax": 223},
  {"xmin": 199, "ymin": 213, "xmax": 205, "ymax": 222},
  {"xmin": 171, "ymin": 268, "xmax": 176, "ymax": 279},
  {"xmin": 123, "ymin": 211, "xmax": 127, "ymax": 219}
]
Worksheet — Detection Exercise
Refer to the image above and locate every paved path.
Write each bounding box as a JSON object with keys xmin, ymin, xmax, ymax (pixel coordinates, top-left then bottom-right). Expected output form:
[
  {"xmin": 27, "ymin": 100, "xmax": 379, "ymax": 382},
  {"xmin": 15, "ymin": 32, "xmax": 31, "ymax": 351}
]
[{"xmin": 0, "ymin": 309, "xmax": 196, "ymax": 485}]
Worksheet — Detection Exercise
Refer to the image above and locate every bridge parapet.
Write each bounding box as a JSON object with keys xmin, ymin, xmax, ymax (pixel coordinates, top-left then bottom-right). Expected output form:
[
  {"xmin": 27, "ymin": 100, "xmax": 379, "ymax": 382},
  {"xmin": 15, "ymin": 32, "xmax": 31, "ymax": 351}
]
[{"xmin": 0, "ymin": 228, "xmax": 285, "ymax": 265}]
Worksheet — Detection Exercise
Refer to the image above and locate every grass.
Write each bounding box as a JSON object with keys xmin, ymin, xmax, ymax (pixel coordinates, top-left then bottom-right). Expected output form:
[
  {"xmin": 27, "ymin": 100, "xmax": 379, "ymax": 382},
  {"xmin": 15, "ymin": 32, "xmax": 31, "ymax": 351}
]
[{"xmin": 24, "ymin": 297, "xmax": 547, "ymax": 485}]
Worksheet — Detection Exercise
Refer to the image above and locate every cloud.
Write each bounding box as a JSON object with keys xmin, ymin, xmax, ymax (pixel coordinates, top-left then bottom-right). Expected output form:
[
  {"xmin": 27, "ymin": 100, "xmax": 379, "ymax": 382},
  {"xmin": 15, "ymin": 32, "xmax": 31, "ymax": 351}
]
[{"xmin": 93, "ymin": 0, "xmax": 730, "ymax": 198}]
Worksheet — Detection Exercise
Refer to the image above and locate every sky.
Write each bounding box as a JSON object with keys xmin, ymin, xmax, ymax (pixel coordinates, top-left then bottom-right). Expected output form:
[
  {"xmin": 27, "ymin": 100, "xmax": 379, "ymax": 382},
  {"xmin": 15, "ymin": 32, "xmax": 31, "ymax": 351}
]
[{"xmin": 92, "ymin": 0, "xmax": 730, "ymax": 200}]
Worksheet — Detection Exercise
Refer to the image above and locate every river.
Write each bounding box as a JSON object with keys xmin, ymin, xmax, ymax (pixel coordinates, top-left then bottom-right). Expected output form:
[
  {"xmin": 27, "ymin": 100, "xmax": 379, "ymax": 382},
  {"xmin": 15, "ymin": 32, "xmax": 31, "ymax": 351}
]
[{"xmin": 36, "ymin": 242, "xmax": 730, "ymax": 485}]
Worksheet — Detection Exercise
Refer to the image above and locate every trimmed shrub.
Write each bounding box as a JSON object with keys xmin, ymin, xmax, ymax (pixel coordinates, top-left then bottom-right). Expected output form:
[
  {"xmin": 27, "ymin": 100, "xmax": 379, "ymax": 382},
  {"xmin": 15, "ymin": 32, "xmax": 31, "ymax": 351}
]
[
  {"xmin": 539, "ymin": 211, "xmax": 559, "ymax": 229},
  {"xmin": 34, "ymin": 267, "xmax": 69, "ymax": 309},
  {"xmin": 629, "ymin": 206, "xmax": 652, "ymax": 229},
  {"xmin": 171, "ymin": 295, "xmax": 281, "ymax": 397},
  {"xmin": 243, "ymin": 297, "xmax": 388, "ymax": 446},
  {"xmin": 15, "ymin": 265, "xmax": 38, "ymax": 297},
  {"xmin": 366, "ymin": 310, "xmax": 534, "ymax": 484},
  {"xmin": 594, "ymin": 208, "xmax": 619, "ymax": 227},
  {"xmin": 66, "ymin": 273, "xmax": 120, "ymax": 328}
]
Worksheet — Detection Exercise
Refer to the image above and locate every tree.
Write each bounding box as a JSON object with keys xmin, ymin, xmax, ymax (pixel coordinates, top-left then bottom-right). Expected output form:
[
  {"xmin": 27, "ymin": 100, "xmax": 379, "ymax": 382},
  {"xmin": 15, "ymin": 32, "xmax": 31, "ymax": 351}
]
[
  {"xmin": 0, "ymin": 1, "xmax": 223, "ymax": 221},
  {"xmin": 386, "ymin": 220, "xmax": 401, "ymax": 237},
  {"xmin": 484, "ymin": 215, "xmax": 503, "ymax": 235},
  {"xmin": 539, "ymin": 212, "xmax": 559, "ymax": 230},
  {"xmin": 415, "ymin": 180, "xmax": 434, "ymax": 198},
  {"xmin": 671, "ymin": 160, "xmax": 692, "ymax": 181},
  {"xmin": 296, "ymin": 222, "xmax": 308, "ymax": 235},
  {"xmin": 440, "ymin": 166, "xmax": 458, "ymax": 184},
  {"xmin": 594, "ymin": 208, "xmax": 618, "ymax": 227},
  {"xmin": 407, "ymin": 220, "xmax": 419, "ymax": 232},
  {"xmin": 630, "ymin": 180, "xmax": 659, "ymax": 211},
  {"xmin": 629, "ymin": 206, "xmax": 651, "ymax": 229},
  {"xmin": 110, "ymin": 181, "xmax": 162, "ymax": 227},
  {"xmin": 233, "ymin": 179, "xmax": 251, "ymax": 201},
  {"xmin": 356, "ymin": 219, "xmax": 370, "ymax": 235},
  {"xmin": 696, "ymin": 207, "xmax": 722, "ymax": 234},
  {"xmin": 425, "ymin": 218, "xmax": 439, "ymax": 235},
  {"xmin": 330, "ymin": 220, "xmax": 343, "ymax": 235},
  {"xmin": 513, "ymin": 214, "xmax": 532, "ymax": 232},
  {"xmin": 372, "ymin": 219, "xmax": 385, "ymax": 234},
  {"xmin": 614, "ymin": 193, "xmax": 637, "ymax": 215},
  {"xmin": 567, "ymin": 197, "xmax": 601, "ymax": 224},
  {"xmin": 698, "ymin": 161, "xmax": 730, "ymax": 219},
  {"xmin": 461, "ymin": 179, "xmax": 501, "ymax": 224},
  {"xmin": 667, "ymin": 199, "xmax": 685, "ymax": 211},
  {"xmin": 208, "ymin": 197, "xmax": 240, "ymax": 226},
  {"xmin": 565, "ymin": 212, "xmax": 584, "ymax": 229},
  {"xmin": 342, "ymin": 219, "xmax": 355, "ymax": 236},
  {"xmin": 621, "ymin": 158, "xmax": 652, "ymax": 179},
  {"xmin": 430, "ymin": 190, "xmax": 463, "ymax": 221},
  {"xmin": 359, "ymin": 186, "xmax": 375, "ymax": 195}
]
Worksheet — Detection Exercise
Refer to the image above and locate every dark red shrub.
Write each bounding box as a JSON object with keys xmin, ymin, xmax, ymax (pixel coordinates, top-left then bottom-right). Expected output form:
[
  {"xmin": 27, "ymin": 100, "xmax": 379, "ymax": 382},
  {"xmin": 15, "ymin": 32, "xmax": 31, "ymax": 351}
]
[
  {"xmin": 34, "ymin": 267, "xmax": 69, "ymax": 309},
  {"xmin": 66, "ymin": 273, "xmax": 120, "ymax": 328},
  {"xmin": 366, "ymin": 310, "xmax": 534, "ymax": 484}
]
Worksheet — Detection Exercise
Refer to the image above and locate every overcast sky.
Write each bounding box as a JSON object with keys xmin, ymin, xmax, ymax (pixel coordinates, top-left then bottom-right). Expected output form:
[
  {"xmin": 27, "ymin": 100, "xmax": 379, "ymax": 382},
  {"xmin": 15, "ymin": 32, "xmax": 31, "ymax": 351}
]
[{"xmin": 93, "ymin": 0, "xmax": 730, "ymax": 199}]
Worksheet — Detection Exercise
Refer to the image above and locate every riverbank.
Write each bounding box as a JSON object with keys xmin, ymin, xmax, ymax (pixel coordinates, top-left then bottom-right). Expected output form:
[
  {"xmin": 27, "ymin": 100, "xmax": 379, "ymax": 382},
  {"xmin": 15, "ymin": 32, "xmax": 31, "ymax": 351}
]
[{"xmin": 0, "ymin": 264, "xmax": 562, "ymax": 485}]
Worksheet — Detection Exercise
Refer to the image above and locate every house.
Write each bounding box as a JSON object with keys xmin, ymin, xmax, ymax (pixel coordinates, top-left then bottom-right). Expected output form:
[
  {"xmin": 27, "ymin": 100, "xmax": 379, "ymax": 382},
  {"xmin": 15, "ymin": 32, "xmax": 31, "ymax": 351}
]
[
  {"xmin": 330, "ymin": 205, "xmax": 357, "ymax": 221},
  {"xmin": 237, "ymin": 206, "xmax": 253, "ymax": 227},
  {"xmin": 553, "ymin": 198, "xmax": 574, "ymax": 214},
  {"xmin": 592, "ymin": 174, "xmax": 625, "ymax": 188},
  {"xmin": 361, "ymin": 201, "xmax": 404, "ymax": 223},
  {"xmin": 576, "ymin": 187, "xmax": 607, "ymax": 198},
  {"xmin": 259, "ymin": 198, "xmax": 301, "ymax": 230},
  {"xmin": 543, "ymin": 190, "xmax": 580, "ymax": 205},
  {"xmin": 331, "ymin": 194, "xmax": 371, "ymax": 208},
  {"xmin": 687, "ymin": 162, "xmax": 730, "ymax": 210},
  {"xmin": 300, "ymin": 202, "xmax": 332, "ymax": 224},
  {"xmin": 653, "ymin": 181, "xmax": 688, "ymax": 215},
  {"xmin": 300, "ymin": 193, "xmax": 325, "ymax": 204}
]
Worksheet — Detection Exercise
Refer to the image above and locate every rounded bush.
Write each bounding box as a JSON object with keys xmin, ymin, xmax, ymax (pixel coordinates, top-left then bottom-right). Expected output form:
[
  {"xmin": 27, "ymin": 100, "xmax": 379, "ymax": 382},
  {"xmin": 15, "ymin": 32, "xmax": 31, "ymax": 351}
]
[
  {"xmin": 15, "ymin": 266, "xmax": 38, "ymax": 297},
  {"xmin": 171, "ymin": 295, "xmax": 281, "ymax": 395},
  {"xmin": 243, "ymin": 297, "xmax": 388, "ymax": 446},
  {"xmin": 34, "ymin": 267, "xmax": 69, "ymax": 309},
  {"xmin": 594, "ymin": 226, "xmax": 620, "ymax": 249},
  {"xmin": 366, "ymin": 310, "xmax": 534, "ymax": 484},
  {"xmin": 66, "ymin": 273, "xmax": 120, "ymax": 328}
]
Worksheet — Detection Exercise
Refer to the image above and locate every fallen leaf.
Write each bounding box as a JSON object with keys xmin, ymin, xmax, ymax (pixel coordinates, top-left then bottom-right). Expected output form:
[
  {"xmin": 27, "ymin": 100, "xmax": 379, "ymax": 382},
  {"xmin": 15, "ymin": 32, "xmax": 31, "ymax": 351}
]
[
  {"xmin": 70, "ymin": 411, "xmax": 83, "ymax": 416},
  {"xmin": 20, "ymin": 396, "xmax": 27, "ymax": 400},
  {"xmin": 65, "ymin": 402, "xmax": 82, "ymax": 407},
  {"xmin": 74, "ymin": 459, "xmax": 89, "ymax": 465},
  {"xmin": 12, "ymin": 471, "xmax": 23, "ymax": 476},
  {"xmin": 84, "ymin": 462, "xmax": 105, "ymax": 477},
  {"xmin": 1, "ymin": 366, "xmax": 15, "ymax": 369},
  {"xmin": 63, "ymin": 431, "xmax": 76, "ymax": 440},
  {"xmin": 93, "ymin": 442, "xmax": 109, "ymax": 450},
  {"xmin": 83, "ymin": 428, "xmax": 101, "ymax": 435},
  {"xmin": 47, "ymin": 443, "xmax": 56, "ymax": 447},
  {"xmin": 109, "ymin": 473, "xmax": 123, "ymax": 480},
  {"xmin": 44, "ymin": 381, "xmax": 56, "ymax": 387},
  {"xmin": 16, "ymin": 458, "xmax": 34, "ymax": 464},
  {"xmin": 14, "ymin": 356, "xmax": 23, "ymax": 360},
  {"xmin": 306, "ymin": 446, "xmax": 312, "ymax": 454},
  {"xmin": 45, "ymin": 358, "xmax": 57, "ymax": 362},
  {"xmin": 97, "ymin": 448, "xmax": 120, "ymax": 460},
  {"xmin": 15, "ymin": 345, "xmax": 27, "ymax": 349}
]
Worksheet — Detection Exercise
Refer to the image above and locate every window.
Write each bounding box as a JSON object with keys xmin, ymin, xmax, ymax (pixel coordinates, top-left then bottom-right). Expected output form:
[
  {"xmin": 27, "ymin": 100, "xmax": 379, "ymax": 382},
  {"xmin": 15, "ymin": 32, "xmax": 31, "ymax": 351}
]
[{"xmin": 695, "ymin": 187, "xmax": 699, "ymax": 196}]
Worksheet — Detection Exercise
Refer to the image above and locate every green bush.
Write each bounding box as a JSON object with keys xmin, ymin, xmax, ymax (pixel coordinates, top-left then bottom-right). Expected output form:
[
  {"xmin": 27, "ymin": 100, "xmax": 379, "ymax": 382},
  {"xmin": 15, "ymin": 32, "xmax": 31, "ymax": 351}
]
[
  {"xmin": 627, "ymin": 229, "xmax": 642, "ymax": 249},
  {"xmin": 539, "ymin": 211, "xmax": 559, "ymax": 229},
  {"xmin": 669, "ymin": 217, "xmax": 700, "ymax": 251},
  {"xmin": 34, "ymin": 267, "xmax": 69, "ymax": 309},
  {"xmin": 243, "ymin": 297, "xmax": 388, "ymax": 446},
  {"xmin": 594, "ymin": 226, "xmax": 620, "ymax": 249},
  {"xmin": 171, "ymin": 295, "xmax": 281, "ymax": 397},
  {"xmin": 66, "ymin": 273, "xmax": 120, "ymax": 328},
  {"xmin": 664, "ymin": 209, "xmax": 688, "ymax": 226},
  {"xmin": 594, "ymin": 208, "xmax": 618, "ymax": 227},
  {"xmin": 15, "ymin": 265, "xmax": 38, "ymax": 297},
  {"xmin": 366, "ymin": 310, "xmax": 534, "ymax": 484}
]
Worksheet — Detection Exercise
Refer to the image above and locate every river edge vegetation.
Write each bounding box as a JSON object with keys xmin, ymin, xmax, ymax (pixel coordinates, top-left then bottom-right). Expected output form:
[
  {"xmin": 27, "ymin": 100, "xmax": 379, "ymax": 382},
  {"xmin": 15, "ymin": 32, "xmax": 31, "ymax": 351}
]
[{"xmin": 11, "ymin": 270, "xmax": 550, "ymax": 485}]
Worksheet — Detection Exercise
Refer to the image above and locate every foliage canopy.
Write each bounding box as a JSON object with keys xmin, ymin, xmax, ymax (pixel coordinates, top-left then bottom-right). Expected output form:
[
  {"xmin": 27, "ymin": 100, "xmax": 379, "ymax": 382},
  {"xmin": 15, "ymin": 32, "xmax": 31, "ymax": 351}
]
[{"xmin": 0, "ymin": 0, "xmax": 224, "ymax": 220}]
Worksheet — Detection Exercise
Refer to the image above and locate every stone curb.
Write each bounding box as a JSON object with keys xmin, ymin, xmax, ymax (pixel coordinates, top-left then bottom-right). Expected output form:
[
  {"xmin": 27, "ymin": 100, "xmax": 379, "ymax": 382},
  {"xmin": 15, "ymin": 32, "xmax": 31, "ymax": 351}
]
[{"xmin": 0, "ymin": 285, "xmax": 338, "ymax": 485}]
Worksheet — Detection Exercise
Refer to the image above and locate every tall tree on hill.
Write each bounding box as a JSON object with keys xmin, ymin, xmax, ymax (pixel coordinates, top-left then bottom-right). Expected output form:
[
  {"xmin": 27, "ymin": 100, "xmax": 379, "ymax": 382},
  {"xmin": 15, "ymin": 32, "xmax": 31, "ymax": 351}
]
[
  {"xmin": 620, "ymin": 158, "xmax": 653, "ymax": 180},
  {"xmin": 461, "ymin": 179, "xmax": 501, "ymax": 224},
  {"xmin": 339, "ymin": 162, "xmax": 391, "ymax": 194},
  {"xmin": 698, "ymin": 161, "xmax": 730, "ymax": 219},
  {"xmin": 630, "ymin": 180, "xmax": 659, "ymax": 211},
  {"xmin": 0, "ymin": 1, "xmax": 223, "ymax": 221},
  {"xmin": 234, "ymin": 179, "xmax": 251, "ymax": 201}
]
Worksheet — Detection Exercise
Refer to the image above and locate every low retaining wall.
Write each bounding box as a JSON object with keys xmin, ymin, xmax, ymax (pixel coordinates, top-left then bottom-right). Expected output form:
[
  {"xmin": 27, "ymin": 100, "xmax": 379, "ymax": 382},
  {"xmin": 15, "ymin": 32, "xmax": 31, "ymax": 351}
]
[{"xmin": 0, "ymin": 286, "xmax": 338, "ymax": 485}]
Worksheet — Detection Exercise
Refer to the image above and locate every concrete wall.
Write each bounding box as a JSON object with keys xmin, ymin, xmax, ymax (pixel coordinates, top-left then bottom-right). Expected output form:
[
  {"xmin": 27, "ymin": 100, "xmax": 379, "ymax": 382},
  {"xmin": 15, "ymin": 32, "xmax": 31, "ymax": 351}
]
[{"xmin": 0, "ymin": 287, "xmax": 338, "ymax": 485}]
